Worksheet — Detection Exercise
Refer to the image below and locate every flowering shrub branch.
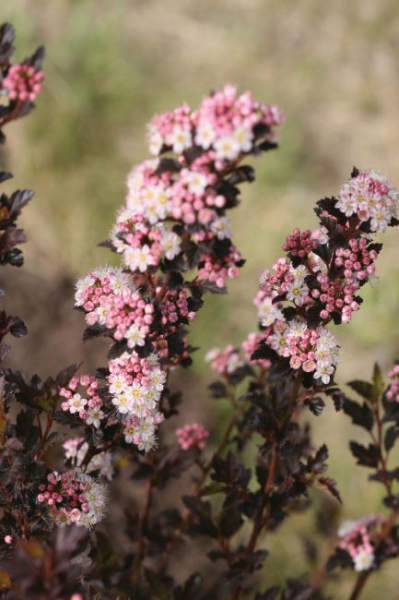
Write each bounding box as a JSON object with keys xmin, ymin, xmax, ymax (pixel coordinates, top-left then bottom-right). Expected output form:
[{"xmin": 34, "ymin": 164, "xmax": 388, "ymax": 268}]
[{"xmin": 0, "ymin": 20, "xmax": 399, "ymax": 600}]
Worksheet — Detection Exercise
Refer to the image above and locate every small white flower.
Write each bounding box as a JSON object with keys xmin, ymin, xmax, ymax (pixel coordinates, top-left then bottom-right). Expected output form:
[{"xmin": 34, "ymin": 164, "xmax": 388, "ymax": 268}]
[
  {"xmin": 214, "ymin": 136, "xmax": 240, "ymax": 161},
  {"xmin": 137, "ymin": 417, "xmax": 156, "ymax": 441},
  {"xmin": 124, "ymin": 422, "xmax": 138, "ymax": 444},
  {"xmin": 160, "ymin": 230, "xmax": 181, "ymax": 260},
  {"xmin": 147, "ymin": 127, "xmax": 163, "ymax": 155},
  {"xmin": 144, "ymin": 387, "xmax": 161, "ymax": 406},
  {"xmin": 116, "ymin": 206, "xmax": 134, "ymax": 227},
  {"xmin": 195, "ymin": 122, "xmax": 216, "ymax": 149},
  {"xmin": 95, "ymin": 305, "xmax": 110, "ymax": 326},
  {"xmin": 269, "ymin": 330, "xmax": 289, "ymax": 353},
  {"xmin": 287, "ymin": 320, "xmax": 307, "ymax": 338},
  {"xmin": 112, "ymin": 392, "xmax": 132, "ymax": 415},
  {"xmin": 313, "ymin": 362, "xmax": 334, "ymax": 385},
  {"xmin": 125, "ymin": 324, "xmax": 146, "ymax": 348},
  {"xmin": 137, "ymin": 437, "xmax": 157, "ymax": 452},
  {"xmin": 286, "ymin": 282, "xmax": 309, "ymax": 307},
  {"xmin": 336, "ymin": 193, "xmax": 357, "ymax": 217},
  {"xmin": 86, "ymin": 407, "xmax": 105, "ymax": 429},
  {"xmin": 126, "ymin": 166, "xmax": 144, "ymax": 193},
  {"xmin": 128, "ymin": 382, "xmax": 146, "ymax": 409},
  {"xmin": 109, "ymin": 375, "xmax": 129, "ymax": 395},
  {"xmin": 124, "ymin": 245, "xmax": 155, "ymax": 273},
  {"xmin": 353, "ymin": 549, "xmax": 374, "ymax": 572},
  {"xmin": 258, "ymin": 297, "xmax": 283, "ymax": 327},
  {"xmin": 109, "ymin": 270, "xmax": 134, "ymax": 295},
  {"xmin": 92, "ymin": 266, "xmax": 112, "ymax": 279},
  {"xmin": 370, "ymin": 207, "xmax": 389, "ymax": 233},
  {"xmin": 148, "ymin": 369, "xmax": 167, "ymax": 392},
  {"xmin": 149, "ymin": 190, "xmax": 171, "ymax": 221},
  {"xmin": 141, "ymin": 185, "xmax": 158, "ymax": 204},
  {"xmin": 172, "ymin": 127, "xmax": 192, "ymax": 153},
  {"xmin": 147, "ymin": 353, "xmax": 161, "ymax": 367},
  {"xmin": 233, "ymin": 126, "xmax": 253, "ymax": 152},
  {"xmin": 126, "ymin": 192, "xmax": 142, "ymax": 215},
  {"xmin": 185, "ymin": 171, "xmax": 208, "ymax": 195},
  {"xmin": 292, "ymin": 265, "xmax": 307, "ymax": 282},
  {"xmin": 210, "ymin": 216, "xmax": 232, "ymax": 240},
  {"xmin": 68, "ymin": 394, "xmax": 87, "ymax": 414}
]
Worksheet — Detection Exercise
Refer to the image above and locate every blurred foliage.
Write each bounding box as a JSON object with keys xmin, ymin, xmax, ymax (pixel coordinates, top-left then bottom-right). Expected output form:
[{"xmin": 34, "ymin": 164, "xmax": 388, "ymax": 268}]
[{"xmin": 1, "ymin": 0, "xmax": 399, "ymax": 596}]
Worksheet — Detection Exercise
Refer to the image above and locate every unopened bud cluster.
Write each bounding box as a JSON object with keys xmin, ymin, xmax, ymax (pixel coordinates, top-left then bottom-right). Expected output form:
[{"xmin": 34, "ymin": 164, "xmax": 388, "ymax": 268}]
[
  {"xmin": 176, "ymin": 423, "xmax": 210, "ymax": 451},
  {"xmin": 2, "ymin": 63, "xmax": 43, "ymax": 102}
]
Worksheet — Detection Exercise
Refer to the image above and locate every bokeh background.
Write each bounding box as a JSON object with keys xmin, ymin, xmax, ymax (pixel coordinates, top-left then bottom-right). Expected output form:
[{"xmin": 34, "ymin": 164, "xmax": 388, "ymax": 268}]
[{"xmin": 1, "ymin": 0, "xmax": 399, "ymax": 596}]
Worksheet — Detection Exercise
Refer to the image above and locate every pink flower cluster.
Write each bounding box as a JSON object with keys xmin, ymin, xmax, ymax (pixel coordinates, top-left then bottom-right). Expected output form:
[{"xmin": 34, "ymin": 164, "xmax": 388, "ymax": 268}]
[
  {"xmin": 60, "ymin": 351, "xmax": 166, "ymax": 452},
  {"xmin": 114, "ymin": 214, "xmax": 181, "ymax": 271},
  {"xmin": 123, "ymin": 159, "xmax": 220, "ymax": 228},
  {"xmin": 328, "ymin": 237, "xmax": 377, "ymax": 323},
  {"xmin": 259, "ymin": 258, "xmax": 309, "ymax": 309},
  {"xmin": 60, "ymin": 374, "xmax": 104, "ymax": 429},
  {"xmin": 72, "ymin": 86, "xmax": 282, "ymax": 452},
  {"xmin": 75, "ymin": 267, "xmax": 154, "ymax": 348},
  {"xmin": 37, "ymin": 469, "xmax": 107, "ymax": 529},
  {"xmin": 147, "ymin": 104, "xmax": 192, "ymax": 155},
  {"xmin": 197, "ymin": 247, "xmax": 242, "ymax": 290},
  {"xmin": 252, "ymin": 169, "xmax": 399, "ymax": 384},
  {"xmin": 160, "ymin": 289, "xmax": 196, "ymax": 327},
  {"xmin": 386, "ymin": 364, "xmax": 399, "ymax": 403},
  {"xmin": 2, "ymin": 64, "xmax": 43, "ymax": 102},
  {"xmin": 108, "ymin": 85, "xmax": 282, "ymax": 290},
  {"xmin": 123, "ymin": 159, "xmax": 224, "ymax": 227},
  {"xmin": 176, "ymin": 423, "xmax": 210, "ymax": 451},
  {"xmin": 259, "ymin": 241, "xmax": 376, "ymax": 326},
  {"xmin": 112, "ymin": 156, "xmax": 244, "ymax": 289},
  {"xmin": 267, "ymin": 319, "xmax": 339, "ymax": 384},
  {"xmin": 282, "ymin": 228, "xmax": 318, "ymax": 258},
  {"xmin": 205, "ymin": 345, "xmax": 244, "ymax": 376},
  {"xmin": 337, "ymin": 170, "xmax": 399, "ymax": 233},
  {"xmin": 147, "ymin": 84, "xmax": 283, "ymax": 166},
  {"xmin": 338, "ymin": 515, "xmax": 386, "ymax": 572}
]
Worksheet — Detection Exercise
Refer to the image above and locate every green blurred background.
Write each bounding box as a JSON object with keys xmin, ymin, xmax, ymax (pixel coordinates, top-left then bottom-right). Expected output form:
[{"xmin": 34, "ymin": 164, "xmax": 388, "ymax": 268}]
[{"xmin": 1, "ymin": 0, "xmax": 399, "ymax": 596}]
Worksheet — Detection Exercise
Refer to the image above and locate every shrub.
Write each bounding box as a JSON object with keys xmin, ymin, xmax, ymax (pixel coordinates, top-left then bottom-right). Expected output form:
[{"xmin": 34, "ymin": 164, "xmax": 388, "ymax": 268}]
[{"xmin": 0, "ymin": 22, "xmax": 399, "ymax": 600}]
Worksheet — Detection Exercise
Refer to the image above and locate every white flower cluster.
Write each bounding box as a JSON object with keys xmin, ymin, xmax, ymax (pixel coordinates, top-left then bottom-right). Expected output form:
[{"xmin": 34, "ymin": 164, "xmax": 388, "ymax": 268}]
[{"xmin": 108, "ymin": 352, "xmax": 166, "ymax": 451}]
